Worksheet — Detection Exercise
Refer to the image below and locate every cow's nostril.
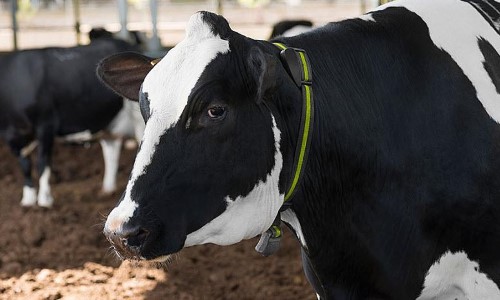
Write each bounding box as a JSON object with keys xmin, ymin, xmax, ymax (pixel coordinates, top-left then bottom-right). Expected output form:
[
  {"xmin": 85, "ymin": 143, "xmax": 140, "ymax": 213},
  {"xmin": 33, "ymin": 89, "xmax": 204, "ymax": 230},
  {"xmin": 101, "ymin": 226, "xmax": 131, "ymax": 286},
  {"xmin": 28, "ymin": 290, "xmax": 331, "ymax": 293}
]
[{"xmin": 125, "ymin": 227, "xmax": 150, "ymax": 248}]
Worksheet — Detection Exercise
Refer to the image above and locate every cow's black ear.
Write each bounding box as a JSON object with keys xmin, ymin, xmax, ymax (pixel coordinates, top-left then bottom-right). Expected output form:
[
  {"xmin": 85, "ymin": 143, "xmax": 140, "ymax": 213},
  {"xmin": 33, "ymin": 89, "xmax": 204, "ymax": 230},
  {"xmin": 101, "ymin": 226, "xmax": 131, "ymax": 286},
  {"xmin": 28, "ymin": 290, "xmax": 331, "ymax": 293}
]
[
  {"xmin": 97, "ymin": 52, "xmax": 158, "ymax": 101},
  {"xmin": 247, "ymin": 46, "xmax": 277, "ymax": 103}
]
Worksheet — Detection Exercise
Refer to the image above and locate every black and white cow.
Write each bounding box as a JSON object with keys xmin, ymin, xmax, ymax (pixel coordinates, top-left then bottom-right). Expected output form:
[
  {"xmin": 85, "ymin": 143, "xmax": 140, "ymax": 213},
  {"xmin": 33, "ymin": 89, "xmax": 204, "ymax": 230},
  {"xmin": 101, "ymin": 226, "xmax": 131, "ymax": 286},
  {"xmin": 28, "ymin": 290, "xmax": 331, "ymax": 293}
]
[
  {"xmin": 269, "ymin": 19, "xmax": 314, "ymax": 39},
  {"xmin": 99, "ymin": 0, "xmax": 500, "ymax": 298},
  {"xmin": 0, "ymin": 31, "xmax": 143, "ymax": 208}
]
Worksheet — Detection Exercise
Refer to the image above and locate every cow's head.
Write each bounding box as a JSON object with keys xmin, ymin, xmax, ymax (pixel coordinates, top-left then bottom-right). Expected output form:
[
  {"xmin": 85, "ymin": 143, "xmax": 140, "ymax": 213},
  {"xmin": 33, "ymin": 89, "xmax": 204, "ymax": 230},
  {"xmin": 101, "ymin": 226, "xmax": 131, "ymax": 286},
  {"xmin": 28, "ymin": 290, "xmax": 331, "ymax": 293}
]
[{"xmin": 98, "ymin": 12, "xmax": 295, "ymax": 261}]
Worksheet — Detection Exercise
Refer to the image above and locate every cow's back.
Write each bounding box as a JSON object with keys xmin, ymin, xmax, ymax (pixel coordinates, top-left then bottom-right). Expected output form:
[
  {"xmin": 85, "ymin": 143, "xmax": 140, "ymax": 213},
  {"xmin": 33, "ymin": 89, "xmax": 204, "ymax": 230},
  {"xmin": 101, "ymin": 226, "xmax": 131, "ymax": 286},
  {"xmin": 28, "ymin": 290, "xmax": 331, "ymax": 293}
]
[
  {"xmin": 0, "ymin": 38, "xmax": 135, "ymax": 139},
  {"xmin": 44, "ymin": 39, "xmax": 135, "ymax": 134}
]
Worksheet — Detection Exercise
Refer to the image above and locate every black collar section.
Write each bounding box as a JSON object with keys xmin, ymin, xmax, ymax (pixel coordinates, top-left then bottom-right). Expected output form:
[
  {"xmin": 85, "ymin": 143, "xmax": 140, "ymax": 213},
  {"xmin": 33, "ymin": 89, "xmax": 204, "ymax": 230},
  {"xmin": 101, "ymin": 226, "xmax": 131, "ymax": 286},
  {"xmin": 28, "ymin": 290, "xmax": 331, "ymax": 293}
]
[{"xmin": 255, "ymin": 42, "xmax": 314, "ymax": 256}]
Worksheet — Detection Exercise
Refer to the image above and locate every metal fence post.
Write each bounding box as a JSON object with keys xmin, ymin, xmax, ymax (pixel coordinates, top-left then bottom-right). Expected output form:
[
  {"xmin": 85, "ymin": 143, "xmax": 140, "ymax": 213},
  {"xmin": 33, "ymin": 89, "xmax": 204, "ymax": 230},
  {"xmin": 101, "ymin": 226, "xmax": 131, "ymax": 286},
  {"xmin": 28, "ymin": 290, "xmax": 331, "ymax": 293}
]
[
  {"xmin": 148, "ymin": 0, "xmax": 161, "ymax": 52},
  {"xmin": 217, "ymin": 0, "xmax": 223, "ymax": 15},
  {"xmin": 10, "ymin": 0, "xmax": 18, "ymax": 51},
  {"xmin": 117, "ymin": 0, "xmax": 129, "ymax": 40},
  {"xmin": 73, "ymin": 0, "xmax": 81, "ymax": 45}
]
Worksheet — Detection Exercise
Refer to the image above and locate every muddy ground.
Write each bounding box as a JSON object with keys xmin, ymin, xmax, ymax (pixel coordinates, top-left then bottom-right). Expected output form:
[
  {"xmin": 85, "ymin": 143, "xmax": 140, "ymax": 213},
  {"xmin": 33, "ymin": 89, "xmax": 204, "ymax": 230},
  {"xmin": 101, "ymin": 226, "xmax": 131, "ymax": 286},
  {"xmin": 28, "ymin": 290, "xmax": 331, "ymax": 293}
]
[{"xmin": 0, "ymin": 141, "xmax": 315, "ymax": 299}]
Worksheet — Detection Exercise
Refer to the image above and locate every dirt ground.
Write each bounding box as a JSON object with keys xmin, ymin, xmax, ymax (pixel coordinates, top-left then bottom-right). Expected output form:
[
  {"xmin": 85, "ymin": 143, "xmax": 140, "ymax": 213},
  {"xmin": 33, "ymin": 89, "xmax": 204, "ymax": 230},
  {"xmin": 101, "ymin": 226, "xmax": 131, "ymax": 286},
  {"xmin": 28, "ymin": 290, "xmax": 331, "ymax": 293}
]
[{"xmin": 0, "ymin": 141, "xmax": 315, "ymax": 299}]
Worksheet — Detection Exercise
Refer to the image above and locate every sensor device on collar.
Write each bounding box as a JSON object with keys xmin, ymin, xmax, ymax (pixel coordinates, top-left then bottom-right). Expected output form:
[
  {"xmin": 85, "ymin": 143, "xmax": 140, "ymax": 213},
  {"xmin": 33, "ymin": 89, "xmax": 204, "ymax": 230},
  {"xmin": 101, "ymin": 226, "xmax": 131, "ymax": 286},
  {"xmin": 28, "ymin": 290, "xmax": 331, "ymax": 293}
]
[{"xmin": 255, "ymin": 42, "xmax": 314, "ymax": 256}]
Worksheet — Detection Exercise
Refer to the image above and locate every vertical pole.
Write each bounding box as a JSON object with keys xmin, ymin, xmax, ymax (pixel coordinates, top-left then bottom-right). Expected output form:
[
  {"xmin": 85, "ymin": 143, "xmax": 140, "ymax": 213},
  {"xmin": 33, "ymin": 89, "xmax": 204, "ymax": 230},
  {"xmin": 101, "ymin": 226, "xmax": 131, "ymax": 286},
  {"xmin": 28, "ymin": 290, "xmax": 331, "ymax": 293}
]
[
  {"xmin": 360, "ymin": 0, "xmax": 366, "ymax": 14},
  {"xmin": 210, "ymin": 0, "xmax": 222, "ymax": 15},
  {"xmin": 10, "ymin": 0, "xmax": 18, "ymax": 51},
  {"xmin": 73, "ymin": 0, "xmax": 81, "ymax": 45},
  {"xmin": 217, "ymin": 0, "xmax": 223, "ymax": 15},
  {"xmin": 117, "ymin": 0, "xmax": 129, "ymax": 40},
  {"xmin": 148, "ymin": 0, "xmax": 161, "ymax": 52}
]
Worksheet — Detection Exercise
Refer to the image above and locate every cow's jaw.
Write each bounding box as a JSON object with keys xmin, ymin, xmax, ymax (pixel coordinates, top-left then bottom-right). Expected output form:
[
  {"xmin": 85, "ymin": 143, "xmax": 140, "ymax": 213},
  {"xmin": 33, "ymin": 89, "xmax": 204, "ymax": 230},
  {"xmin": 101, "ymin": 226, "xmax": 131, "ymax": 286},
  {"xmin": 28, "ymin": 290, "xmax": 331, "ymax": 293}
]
[
  {"xmin": 184, "ymin": 116, "xmax": 285, "ymax": 247},
  {"xmin": 104, "ymin": 12, "xmax": 230, "ymax": 235}
]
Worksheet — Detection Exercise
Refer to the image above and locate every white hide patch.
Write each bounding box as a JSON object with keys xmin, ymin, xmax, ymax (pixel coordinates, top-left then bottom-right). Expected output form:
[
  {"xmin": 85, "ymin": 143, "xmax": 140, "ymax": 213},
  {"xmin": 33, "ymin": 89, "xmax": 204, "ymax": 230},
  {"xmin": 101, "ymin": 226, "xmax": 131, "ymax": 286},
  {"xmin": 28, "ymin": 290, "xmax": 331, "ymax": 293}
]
[
  {"xmin": 417, "ymin": 251, "xmax": 500, "ymax": 300},
  {"xmin": 358, "ymin": 13, "xmax": 376, "ymax": 23},
  {"xmin": 373, "ymin": 0, "xmax": 500, "ymax": 123},
  {"xmin": 281, "ymin": 209, "xmax": 307, "ymax": 249},
  {"xmin": 105, "ymin": 12, "xmax": 230, "ymax": 233},
  {"xmin": 281, "ymin": 25, "xmax": 314, "ymax": 37},
  {"xmin": 184, "ymin": 116, "xmax": 284, "ymax": 247}
]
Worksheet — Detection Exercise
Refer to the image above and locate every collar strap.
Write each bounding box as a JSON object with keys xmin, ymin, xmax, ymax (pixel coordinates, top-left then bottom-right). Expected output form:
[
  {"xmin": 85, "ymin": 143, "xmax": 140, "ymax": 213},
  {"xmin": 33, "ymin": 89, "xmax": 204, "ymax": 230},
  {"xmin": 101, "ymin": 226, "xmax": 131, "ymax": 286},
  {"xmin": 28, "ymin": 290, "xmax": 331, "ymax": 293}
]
[
  {"xmin": 255, "ymin": 43, "xmax": 314, "ymax": 256},
  {"xmin": 273, "ymin": 42, "xmax": 314, "ymax": 203}
]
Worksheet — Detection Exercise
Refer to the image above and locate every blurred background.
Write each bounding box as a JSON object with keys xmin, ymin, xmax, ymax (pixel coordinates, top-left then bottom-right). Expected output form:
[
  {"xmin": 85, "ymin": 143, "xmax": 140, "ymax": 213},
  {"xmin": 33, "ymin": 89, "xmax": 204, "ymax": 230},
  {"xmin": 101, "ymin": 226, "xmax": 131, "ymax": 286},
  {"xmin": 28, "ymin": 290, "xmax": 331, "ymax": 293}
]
[{"xmin": 0, "ymin": 0, "xmax": 385, "ymax": 52}]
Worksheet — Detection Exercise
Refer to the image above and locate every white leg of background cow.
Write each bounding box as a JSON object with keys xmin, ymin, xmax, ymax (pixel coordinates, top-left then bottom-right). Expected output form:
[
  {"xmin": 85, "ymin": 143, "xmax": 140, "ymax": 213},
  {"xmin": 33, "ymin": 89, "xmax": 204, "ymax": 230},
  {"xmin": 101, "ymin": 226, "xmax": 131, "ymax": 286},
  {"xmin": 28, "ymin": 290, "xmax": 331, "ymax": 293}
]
[
  {"xmin": 100, "ymin": 138, "xmax": 123, "ymax": 194},
  {"xmin": 35, "ymin": 117, "xmax": 55, "ymax": 208},
  {"xmin": 18, "ymin": 149, "xmax": 37, "ymax": 206},
  {"xmin": 21, "ymin": 185, "xmax": 37, "ymax": 206},
  {"xmin": 100, "ymin": 100, "xmax": 144, "ymax": 193},
  {"xmin": 131, "ymin": 101, "xmax": 145, "ymax": 143},
  {"xmin": 37, "ymin": 167, "xmax": 53, "ymax": 207}
]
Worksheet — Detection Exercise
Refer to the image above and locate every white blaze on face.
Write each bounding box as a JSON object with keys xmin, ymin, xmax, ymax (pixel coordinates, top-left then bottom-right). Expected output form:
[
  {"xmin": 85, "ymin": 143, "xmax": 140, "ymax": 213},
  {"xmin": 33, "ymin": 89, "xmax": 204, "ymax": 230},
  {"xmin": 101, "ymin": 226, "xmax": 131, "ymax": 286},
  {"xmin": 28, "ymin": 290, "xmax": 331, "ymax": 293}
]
[
  {"xmin": 418, "ymin": 251, "xmax": 500, "ymax": 300},
  {"xmin": 104, "ymin": 12, "xmax": 230, "ymax": 233},
  {"xmin": 184, "ymin": 116, "xmax": 285, "ymax": 247},
  {"xmin": 374, "ymin": 0, "xmax": 500, "ymax": 123}
]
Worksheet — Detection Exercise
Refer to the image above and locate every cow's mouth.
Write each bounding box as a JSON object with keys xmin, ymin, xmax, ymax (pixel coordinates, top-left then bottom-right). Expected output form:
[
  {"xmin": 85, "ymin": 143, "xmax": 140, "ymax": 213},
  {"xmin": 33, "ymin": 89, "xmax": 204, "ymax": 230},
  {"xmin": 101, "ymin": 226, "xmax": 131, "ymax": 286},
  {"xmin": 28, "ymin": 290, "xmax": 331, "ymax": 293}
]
[
  {"xmin": 106, "ymin": 230, "xmax": 176, "ymax": 264},
  {"xmin": 109, "ymin": 243, "xmax": 172, "ymax": 265},
  {"xmin": 105, "ymin": 227, "xmax": 151, "ymax": 261},
  {"xmin": 148, "ymin": 255, "xmax": 173, "ymax": 263}
]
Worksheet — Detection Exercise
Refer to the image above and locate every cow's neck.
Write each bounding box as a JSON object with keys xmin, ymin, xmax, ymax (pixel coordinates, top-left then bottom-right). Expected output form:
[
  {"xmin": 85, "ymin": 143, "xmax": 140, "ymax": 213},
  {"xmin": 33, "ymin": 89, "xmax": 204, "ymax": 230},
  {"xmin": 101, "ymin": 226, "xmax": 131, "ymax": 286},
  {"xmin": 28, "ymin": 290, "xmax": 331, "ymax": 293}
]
[
  {"xmin": 264, "ymin": 29, "xmax": 391, "ymax": 295},
  {"xmin": 263, "ymin": 45, "xmax": 331, "ymax": 296}
]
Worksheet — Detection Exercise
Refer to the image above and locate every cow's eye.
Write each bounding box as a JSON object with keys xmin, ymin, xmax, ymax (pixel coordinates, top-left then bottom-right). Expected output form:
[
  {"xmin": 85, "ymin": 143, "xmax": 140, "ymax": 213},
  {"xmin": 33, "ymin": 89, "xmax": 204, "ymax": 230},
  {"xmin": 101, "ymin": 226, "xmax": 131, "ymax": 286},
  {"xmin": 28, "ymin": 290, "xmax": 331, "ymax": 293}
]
[{"xmin": 207, "ymin": 106, "xmax": 226, "ymax": 119}]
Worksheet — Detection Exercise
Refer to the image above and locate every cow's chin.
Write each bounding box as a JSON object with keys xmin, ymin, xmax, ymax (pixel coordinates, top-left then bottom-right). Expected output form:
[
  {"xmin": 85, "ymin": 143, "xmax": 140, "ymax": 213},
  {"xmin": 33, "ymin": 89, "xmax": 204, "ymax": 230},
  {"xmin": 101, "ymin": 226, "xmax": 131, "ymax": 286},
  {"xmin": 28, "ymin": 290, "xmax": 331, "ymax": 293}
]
[
  {"xmin": 146, "ymin": 254, "xmax": 173, "ymax": 264},
  {"xmin": 117, "ymin": 252, "xmax": 173, "ymax": 265}
]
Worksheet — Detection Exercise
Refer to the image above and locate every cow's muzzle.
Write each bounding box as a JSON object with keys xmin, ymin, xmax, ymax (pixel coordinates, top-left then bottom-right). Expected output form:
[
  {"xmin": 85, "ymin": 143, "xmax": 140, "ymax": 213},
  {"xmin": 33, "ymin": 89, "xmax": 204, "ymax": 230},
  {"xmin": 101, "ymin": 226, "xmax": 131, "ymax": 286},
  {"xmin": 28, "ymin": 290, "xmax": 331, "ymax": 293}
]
[{"xmin": 104, "ymin": 224, "xmax": 150, "ymax": 260}]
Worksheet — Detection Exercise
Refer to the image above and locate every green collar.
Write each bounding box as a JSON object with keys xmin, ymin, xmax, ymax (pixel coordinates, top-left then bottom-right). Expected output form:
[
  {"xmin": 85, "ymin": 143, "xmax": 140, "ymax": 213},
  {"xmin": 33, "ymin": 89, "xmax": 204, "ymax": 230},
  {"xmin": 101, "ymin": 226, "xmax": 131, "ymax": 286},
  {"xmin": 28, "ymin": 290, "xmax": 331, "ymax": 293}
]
[
  {"xmin": 273, "ymin": 42, "xmax": 315, "ymax": 203},
  {"xmin": 255, "ymin": 42, "xmax": 314, "ymax": 256}
]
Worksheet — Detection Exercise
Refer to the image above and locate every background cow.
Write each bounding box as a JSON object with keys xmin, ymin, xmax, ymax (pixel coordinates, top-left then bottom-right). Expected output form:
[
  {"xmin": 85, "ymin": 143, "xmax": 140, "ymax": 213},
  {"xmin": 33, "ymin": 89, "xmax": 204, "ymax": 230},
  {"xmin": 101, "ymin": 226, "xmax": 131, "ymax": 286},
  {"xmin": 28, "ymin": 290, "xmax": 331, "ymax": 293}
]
[
  {"xmin": 0, "ymin": 29, "xmax": 144, "ymax": 208},
  {"xmin": 269, "ymin": 19, "xmax": 314, "ymax": 39},
  {"xmin": 99, "ymin": 0, "xmax": 500, "ymax": 299}
]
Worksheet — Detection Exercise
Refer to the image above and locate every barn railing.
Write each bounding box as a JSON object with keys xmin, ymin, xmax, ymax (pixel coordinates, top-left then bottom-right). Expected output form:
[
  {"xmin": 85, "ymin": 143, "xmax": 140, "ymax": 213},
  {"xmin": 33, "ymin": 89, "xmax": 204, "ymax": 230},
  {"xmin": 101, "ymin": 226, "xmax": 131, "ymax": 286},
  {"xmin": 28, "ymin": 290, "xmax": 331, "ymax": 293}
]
[{"xmin": 0, "ymin": 0, "xmax": 386, "ymax": 52}]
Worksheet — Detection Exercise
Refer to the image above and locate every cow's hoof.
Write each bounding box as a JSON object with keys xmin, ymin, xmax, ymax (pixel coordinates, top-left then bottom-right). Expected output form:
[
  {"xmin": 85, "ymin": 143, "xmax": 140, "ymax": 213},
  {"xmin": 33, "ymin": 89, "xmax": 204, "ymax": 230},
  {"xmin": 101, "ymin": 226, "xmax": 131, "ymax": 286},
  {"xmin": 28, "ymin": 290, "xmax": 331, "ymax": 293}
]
[
  {"xmin": 124, "ymin": 139, "xmax": 138, "ymax": 150},
  {"xmin": 101, "ymin": 186, "xmax": 116, "ymax": 195},
  {"xmin": 37, "ymin": 193, "xmax": 54, "ymax": 208},
  {"xmin": 20, "ymin": 186, "xmax": 37, "ymax": 207}
]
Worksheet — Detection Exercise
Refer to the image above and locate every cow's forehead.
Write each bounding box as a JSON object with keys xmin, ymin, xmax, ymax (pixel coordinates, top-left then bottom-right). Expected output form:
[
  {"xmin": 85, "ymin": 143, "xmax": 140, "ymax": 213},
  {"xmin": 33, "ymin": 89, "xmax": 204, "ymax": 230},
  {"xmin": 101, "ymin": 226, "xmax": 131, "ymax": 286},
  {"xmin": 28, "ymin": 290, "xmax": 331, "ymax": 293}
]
[{"xmin": 142, "ymin": 12, "xmax": 230, "ymax": 129}]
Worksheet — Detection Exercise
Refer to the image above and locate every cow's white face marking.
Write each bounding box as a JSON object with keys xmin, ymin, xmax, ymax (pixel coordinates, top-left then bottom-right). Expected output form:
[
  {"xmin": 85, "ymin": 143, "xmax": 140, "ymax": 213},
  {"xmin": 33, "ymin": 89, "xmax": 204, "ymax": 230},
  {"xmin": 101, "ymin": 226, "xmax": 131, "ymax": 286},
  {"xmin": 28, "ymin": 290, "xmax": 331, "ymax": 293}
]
[
  {"xmin": 418, "ymin": 251, "xmax": 500, "ymax": 300},
  {"xmin": 374, "ymin": 0, "xmax": 500, "ymax": 123},
  {"xmin": 184, "ymin": 116, "xmax": 284, "ymax": 247},
  {"xmin": 104, "ymin": 12, "xmax": 230, "ymax": 233}
]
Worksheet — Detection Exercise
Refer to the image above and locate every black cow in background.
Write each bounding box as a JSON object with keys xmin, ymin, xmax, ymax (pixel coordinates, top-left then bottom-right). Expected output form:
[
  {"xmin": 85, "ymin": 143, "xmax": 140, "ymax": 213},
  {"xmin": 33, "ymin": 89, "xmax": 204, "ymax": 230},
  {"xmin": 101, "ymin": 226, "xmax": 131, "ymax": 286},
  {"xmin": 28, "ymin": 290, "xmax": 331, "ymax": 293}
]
[
  {"xmin": 0, "ymin": 29, "xmax": 143, "ymax": 208},
  {"xmin": 269, "ymin": 19, "xmax": 314, "ymax": 39}
]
